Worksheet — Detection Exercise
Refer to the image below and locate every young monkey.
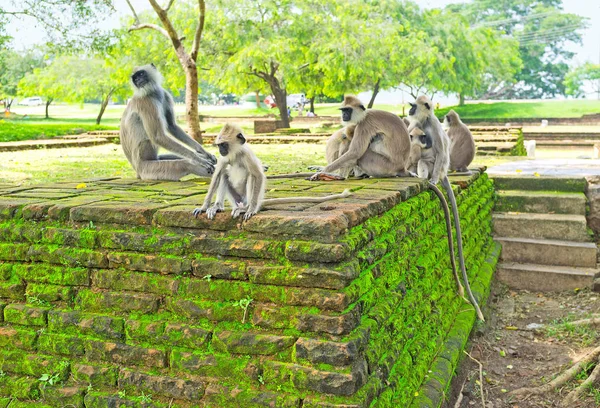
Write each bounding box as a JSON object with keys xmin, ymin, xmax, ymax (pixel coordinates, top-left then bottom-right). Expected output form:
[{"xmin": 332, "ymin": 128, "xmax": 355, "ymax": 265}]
[{"xmin": 193, "ymin": 124, "xmax": 351, "ymax": 221}]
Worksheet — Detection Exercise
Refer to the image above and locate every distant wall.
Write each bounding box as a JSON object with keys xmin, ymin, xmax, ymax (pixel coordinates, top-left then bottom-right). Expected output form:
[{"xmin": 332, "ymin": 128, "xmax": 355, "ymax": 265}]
[{"xmin": 0, "ymin": 172, "xmax": 498, "ymax": 407}]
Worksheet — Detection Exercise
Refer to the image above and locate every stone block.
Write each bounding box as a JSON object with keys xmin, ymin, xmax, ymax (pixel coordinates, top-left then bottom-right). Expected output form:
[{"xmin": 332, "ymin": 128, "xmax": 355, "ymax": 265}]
[
  {"xmin": 203, "ymin": 383, "xmax": 300, "ymax": 408},
  {"xmin": 26, "ymin": 283, "xmax": 73, "ymax": 302},
  {"xmin": 118, "ymin": 368, "xmax": 207, "ymax": 400},
  {"xmin": 154, "ymin": 205, "xmax": 239, "ymax": 230},
  {"xmin": 0, "ymin": 243, "xmax": 30, "ymax": 261},
  {"xmin": 0, "ymin": 350, "xmax": 69, "ymax": 378},
  {"xmin": 496, "ymin": 262, "xmax": 596, "ymax": 291},
  {"xmin": 0, "ymin": 326, "xmax": 38, "ymax": 350},
  {"xmin": 264, "ymin": 359, "xmax": 368, "ymax": 396},
  {"xmin": 0, "ymin": 278, "xmax": 25, "ymax": 300},
  {"xmin": 247, "ymin": 265, "xmax": 353, "ymax": 290},
  {"xmin": 125, "ymin": 319, "xmax": 211, "ymax": 349},
  {"xmin": 493, "ymin": 213, "xmax": 591, "ymax": 242},
  {"xmin": 76, "ymin": 290, "xmax": 160, "ymax": 314},
  {"xmin": 72, "ymin": 363, "xmax": 118, "ymax": 387},
  {"xmin": 96, "ymin": 230, "xmax": 191, "ymax": 254},
  {"xmin": 42, "ymin": 227, "xmax": 98, "ymax": 248},
  {"xmin": 27, "ymin": 245, "xmax": 108, "ymax": 268},
  {"xmin": 92, "ymin": 269, "xmax": 179, "ymax": 295},
  {"xmin": 192, "ymin": 258, "xmax": 247, "ymax": 280},
  {"xmin": 84, "ymin": 340, "xmax": 167, "ymax": 368},
  {"xmin": 297, "ymin": 306, "xmax": 362, "ymax": 336},
  {"xmin": 48, "ymin": 310, "xmax": 125, "ymax": 340},
  {"xmin": 40, "ymin": 386, "xmax": 86, "ymax": 407},
  {"xmin": 0, "ymin": 222, "xmax": 43, "ymax": 243},
  {"xmin": 495, "ymin": 190, "xmax": 586, "ymax": 215},
  {"xmin": 0, "ymin": 264, "xmax": 11, "ymax": 280},
  {"xmin": 165, "ymin": 297, "xmax": 242, "ymax": 322},
  {"xmin": 107, "ymin": 252, "xmax": 191, "ymax": 274},
  {"xmin": 0, "ymin": 375, "xmax": 41, "ymax": 399},
  {"xmin": 241, "ymin": 211, "xmax": 350, "ymax": 241},
  {"xmin": 3, "ymin": 304, "xmax": 48, "ymax": 326},
  {"xmin": 13, "ymin": 264, "xmax": 90, "ymax": 286},
  {"xmin": 285, "ymin": 241, "xmax": 351, "ymax": 263},
  {"xmin": 212, "ymin": 329, "xmax": 296, "ymax": 355},
  {"xmin": 0, "ymin": 197, "xmax": 43, "ymax": 219},
  {"xmin": 586, "ymin": 181, "xmax": 600, "ymax": 235},
  {"xmin": 70, "ymin": 201, "xmax": 171, "ymax": 225},
  {"xmin": 38, "ymin": 332, "xmax": 86, "ymax": 356},
  {"xmin": 496, "ymin": 237, "xmax": 597, "ymax": 267},
  {"xmin": 492, "ymin": 176, "xmax": 586, "ymax": 192},
  {"xmin": 46, "ymin": 195, "xmax": 110, "ymax": 221},
  {"xmin": 295, "ymin": 337, "xmax": 362, "ymax": 366}
]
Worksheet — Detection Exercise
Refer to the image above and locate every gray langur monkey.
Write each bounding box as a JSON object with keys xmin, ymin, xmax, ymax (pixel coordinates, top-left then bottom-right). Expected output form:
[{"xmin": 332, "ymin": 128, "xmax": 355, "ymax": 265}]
[
  {"xmin": 443, "ymin": 110, "xmax": 475, "ymax": 174},
  {"xmin": 308, "ymin": 125, "xmax": 368, "ymax": 179},
  {"xmin": 120, "ymin": 64, "xmax": 216, "ymax": 181},
  {"xmin": 193, "ymin": 124, "xmax": 351, "ymax": 221},
  {"xmin": 309, "ymin": 95, "xmax": 411, "ymax": 181},
  {"xmin": 408, "ymin": 96, "xmax": 484, "ymax": 321},
  {"xmin": 409, "ymin": 125, "xmax": 465, "ymax": 298}
]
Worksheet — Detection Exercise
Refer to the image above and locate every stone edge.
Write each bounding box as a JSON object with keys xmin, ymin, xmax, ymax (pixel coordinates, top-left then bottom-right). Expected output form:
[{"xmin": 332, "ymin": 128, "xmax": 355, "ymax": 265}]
[{"xmin": 410, "ymin": 241, "xmax": 501, "ymax": 408}]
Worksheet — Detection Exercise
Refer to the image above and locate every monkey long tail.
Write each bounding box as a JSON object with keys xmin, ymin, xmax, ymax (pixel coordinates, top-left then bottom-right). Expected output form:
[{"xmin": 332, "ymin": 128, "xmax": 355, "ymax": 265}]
[
  {"xmin": 428, "ymin": 183, "xmax": 465, "ymax": 298},
  {"xmin": 262, "ymin": 189, "xmax": 351, "ymax": 205},
  {"xmin": 267, "ymin": 172, "xmax": 315, "ymax": 179},
  {"xmin": 440, "ymin": 177, "xmax": 485, "ymax": 322}
]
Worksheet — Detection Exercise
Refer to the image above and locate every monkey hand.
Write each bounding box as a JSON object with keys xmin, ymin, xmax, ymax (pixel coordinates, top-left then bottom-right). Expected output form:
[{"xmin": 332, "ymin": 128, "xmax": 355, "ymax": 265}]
[
  {"xmin": 308, "ymin": 172, "xmax": 346, "ymax": 181},
  {"xmin": 307, "ymin": 165, "xmax": 324, "ymax": 171},
  {"xmin": 192, "ymin": 206, "xmax": 207, "ymax": 218},
  {"xmin": 199, "ymin": 159, "xmax": 215, "ymax": 175},
  {"xmin": 206, "ymin": 204, "xmax": 225, "ymax": 220},
  {"xmin": 262, "ymin": 165, "xmax": 269, "ymax": 172},
  {"xmin": 243, "ymin": 209, "xmax": 257, "ymax": 221},
  {"xmin": 231, "ymin": 202, "xmax": 247, "ymax": 219}
]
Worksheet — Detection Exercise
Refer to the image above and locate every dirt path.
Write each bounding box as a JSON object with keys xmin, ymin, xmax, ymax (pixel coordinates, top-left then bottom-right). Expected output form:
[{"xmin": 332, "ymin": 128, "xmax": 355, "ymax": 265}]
[{"xmin": 451, "ymin": 283, "xmax": 600, "ymax": 408}]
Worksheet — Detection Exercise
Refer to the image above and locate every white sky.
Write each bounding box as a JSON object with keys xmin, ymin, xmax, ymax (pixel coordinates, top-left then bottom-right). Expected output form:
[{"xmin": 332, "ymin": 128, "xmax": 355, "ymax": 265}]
[{"xmin": 4, "ymin": 0, "xmax": 599, "ymax": 66}]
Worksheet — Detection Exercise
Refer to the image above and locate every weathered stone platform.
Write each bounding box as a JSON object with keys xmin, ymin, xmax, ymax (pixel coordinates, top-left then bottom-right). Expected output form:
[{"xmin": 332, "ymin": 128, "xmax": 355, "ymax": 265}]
[{"xmin": 0, "ymin": 171, "xmax": 498, "ymax": 407}]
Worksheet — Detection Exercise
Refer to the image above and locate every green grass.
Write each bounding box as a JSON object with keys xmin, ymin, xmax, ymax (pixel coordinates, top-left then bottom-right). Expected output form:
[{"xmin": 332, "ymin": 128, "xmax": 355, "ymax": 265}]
[
  {"xmin": 437, "ymin": 100, "xmax": 600, "ymax": 119},
  {"xmin": 0, "ymin": 120, "xmax": 118, "ymax": 143},
  {"xmin": 0, "ymin": 142, "xmax": 527, "ymax": 186}
]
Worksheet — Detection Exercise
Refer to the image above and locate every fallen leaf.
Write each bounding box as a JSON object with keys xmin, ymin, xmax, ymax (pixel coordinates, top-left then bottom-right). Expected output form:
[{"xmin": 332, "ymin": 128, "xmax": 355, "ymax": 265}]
[
  {"xmin": 499, "ymin": 350, "xmax": 506, "ymax": 357},
  {"xmin": 507, "ymin": 365, "xmax": 513, "ymax": 369},
  {"xmin": 76, "ymin": 183, "xmax": 87, "ymax": 189},
  {"xmin": 533, "ymin": 172, "xmax": 540, "ymax": 177},
  {"xmin": 501, "ymin": 389, "xmax": 508, "ymax": 393},
  {"xmin": 505, "ymin": 326, "xmax": 518, "ymax": 330},
  {"xmin": 515, "ymin": 169, "xmax": 522, "ymax": 173}
]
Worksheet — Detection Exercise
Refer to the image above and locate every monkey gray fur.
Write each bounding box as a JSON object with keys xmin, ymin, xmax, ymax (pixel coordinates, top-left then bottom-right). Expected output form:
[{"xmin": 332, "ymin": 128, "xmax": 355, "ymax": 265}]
[
  {"xmin": 193, "ymin": 124, "xmax": 351, "ymax": 221},
  {"xmin": 120, "ymin": 64, "xmax": 216, "ymax": 181},
  {"xmin": 408, "ymin": 96, "xmax": 484, "ymax": 321}
]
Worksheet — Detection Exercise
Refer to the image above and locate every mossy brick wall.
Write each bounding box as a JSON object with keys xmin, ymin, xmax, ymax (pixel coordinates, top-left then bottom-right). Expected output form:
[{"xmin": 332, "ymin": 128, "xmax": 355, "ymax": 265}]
[{"xmin": 0, "ymin": 171, "xmax": 497, "ymax": 408}]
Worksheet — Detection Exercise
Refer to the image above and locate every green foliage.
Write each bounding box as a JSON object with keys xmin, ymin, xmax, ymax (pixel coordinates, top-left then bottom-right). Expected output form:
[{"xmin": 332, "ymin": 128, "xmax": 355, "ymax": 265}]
[
  {"xmin": 232, "ymin": 296, "xmax": 253, "ymax": 324},
  {"xmin": 565, "ymin": 63, "xmax": 600, "ymax": 99},
  {"xmin": 436, "ymin": 100, "xmax": 600, "ymax": 119},
  {"xmin": 38, "ymin": 373, "xmax": 60, "ymax": 387},
  {"xmin": 451, "ymin": 0, "xmax": 587, "ymax": 99},
  {"xmin": 0, "ymin": 48, "xmax": 45, "ymax": 107},
  {"xmin": 0, "ymin": 120, "xmax": 117, "ymax": 143}
]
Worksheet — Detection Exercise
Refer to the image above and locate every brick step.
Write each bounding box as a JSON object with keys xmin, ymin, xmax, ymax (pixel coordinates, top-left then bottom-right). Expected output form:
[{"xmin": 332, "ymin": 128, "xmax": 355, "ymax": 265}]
[
  {"xmin": 495, "ymin": 237, "xmax": 597, "ymax": 268},
  {"xmin": 493, "ymin": 213, "xmax": 591, "ymax": 242},
  {"xmin": 495, "ymin": 190, "xmax": 586, "ymax": 215},
  {"xmin": 496, "ymin": 262, "xmax": 598, "ymax": 291},
  {"xmin": 492, "ymin": 176, "xmax": 586, "ymax": 193}
]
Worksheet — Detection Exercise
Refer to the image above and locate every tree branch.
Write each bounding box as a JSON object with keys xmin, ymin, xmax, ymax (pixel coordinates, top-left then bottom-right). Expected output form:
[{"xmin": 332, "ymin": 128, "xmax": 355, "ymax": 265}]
[
  {"xmin": 147, "ymin": 0, "xmax": 184, "ymax": 52},
  {"xmin": 128, "ymin": 23, "xmax": 170, "ymax": 40},
  {"xmin": 125, "ymin": 0, "xmax": 140, "ymax": 23},
  {"xmin": 165, "ymin": 0, "xmax": 176, "ymax": 12},
  {"xmin": 191, "ymin": 0, "xmax": 206, "ymax": 61}
]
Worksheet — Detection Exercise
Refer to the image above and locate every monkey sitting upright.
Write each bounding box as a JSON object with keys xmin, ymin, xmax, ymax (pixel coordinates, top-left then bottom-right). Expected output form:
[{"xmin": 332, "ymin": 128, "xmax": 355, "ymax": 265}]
[
  {"xmin": 120, "ymin": 64, "xmax": 216, "ymax": 181},
  {"xmin": 309, "ymin": 95, "xmax": 411, "ymax": 180},
  {"xmin": 443, "ymin": 110, "xmax": 475, "ymax": 174},
  {"xmin": 308, "ymin": 125, "xmax": 368, "ymax": 179},
  {"xmin": 407, "ymin": 126, "xmax": 433, "ymax": 177},
  {"xmin": 193, "ymin": 124, "xmax": 351, "ymax": 221},
  {"xmin": 408, "ymin": 96, "xmax": 484, "ymax": 321}
]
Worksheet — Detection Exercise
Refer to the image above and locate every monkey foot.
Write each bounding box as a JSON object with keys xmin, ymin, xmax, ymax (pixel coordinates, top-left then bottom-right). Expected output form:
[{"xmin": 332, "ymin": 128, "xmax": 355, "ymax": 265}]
[
  {"xmin": 308, "ymin": 173, "xmax": 346, "ymax": 181},
  {"xmin": 192, "ymin": 208, "xmax": 204, "ymax": 217}
]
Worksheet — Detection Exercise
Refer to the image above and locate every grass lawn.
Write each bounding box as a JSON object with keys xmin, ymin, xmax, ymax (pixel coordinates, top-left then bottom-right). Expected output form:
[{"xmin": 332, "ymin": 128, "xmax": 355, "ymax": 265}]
[
  {"xmin": 0, "ymin": 142, "xmax": 527, "ymax": 186},
  {"xmin": 437, "ymin": 100, "xmax": 600, "ymax": 119},
  {"xmin": 0, "ymin": 121, "xmax": 118, "ymax": 143}
]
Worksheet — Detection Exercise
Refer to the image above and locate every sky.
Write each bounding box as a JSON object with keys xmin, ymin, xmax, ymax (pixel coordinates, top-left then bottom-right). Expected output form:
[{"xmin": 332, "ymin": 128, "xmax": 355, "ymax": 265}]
[{"xmin": 3, "ymin": 0, "xmax": 599, "ymax": 104}]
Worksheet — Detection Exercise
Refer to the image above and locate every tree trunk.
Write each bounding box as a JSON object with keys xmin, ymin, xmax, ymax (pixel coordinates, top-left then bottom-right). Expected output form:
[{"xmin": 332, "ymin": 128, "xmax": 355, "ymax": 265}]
[
  {"xmin": 459, "ymin": 93, "xmax": 465, "ymax": 106},
  {"xmin": 267, "ymin": 78, "xmax": 289, "ymax": 128},
  {"xmin": 309, "ymin": 96, "xmax": 315, "ymax": 113},
  {"xmin": 96, "ymin": 89, "xmax": 115, "ymax": 125},
  {"xmin": 255, "ymin": 91, "xmax": 261, "ymax": 108},
  {"xmin": 45, "ymin": 98, "xmax": 53, "ymax": 119},
  {"xmin": 5, "ymin": 98, "xmax": 14, "ymax": 111},
  {"xmin": 184, "ymin": 66, "xmax": 203, "ymax": 143},
  {"xmin": 367, "ymin": 78, "xmax": 381, "ymax": 109}
]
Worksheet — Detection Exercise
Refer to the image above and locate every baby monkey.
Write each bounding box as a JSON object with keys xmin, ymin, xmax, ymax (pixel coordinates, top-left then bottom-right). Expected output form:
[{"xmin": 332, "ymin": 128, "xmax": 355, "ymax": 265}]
[{"xmin": 193, "ymin": 124, "xmax": 351, "ymax": 221}]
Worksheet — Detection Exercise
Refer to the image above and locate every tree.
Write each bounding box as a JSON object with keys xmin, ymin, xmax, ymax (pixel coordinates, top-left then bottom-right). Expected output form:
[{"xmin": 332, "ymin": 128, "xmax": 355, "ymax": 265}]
[
  {"xmin": 0, "ymin": 48, "xmax": 45, "ymax": 111},
  {"xmin": 125, "ymin": 0, "xmax": 207, "ymax": 142},
  {"xmin": 18, "ymin": 56, "xmax": 128, "ymax": 121},
  {"xmin": 208, "ymin": 0, "xmax": 334, "ymax": 128},
  {"xmin": 451, "ymin": 0, "xmax": 586, "ymax": 98},
  {"xmin": 564, "ymin": 63, "xmax": 600, "ymax": 99},
  {"xmin": 0, "ymin": 1, "xmax": 114, "ymax": 50}
]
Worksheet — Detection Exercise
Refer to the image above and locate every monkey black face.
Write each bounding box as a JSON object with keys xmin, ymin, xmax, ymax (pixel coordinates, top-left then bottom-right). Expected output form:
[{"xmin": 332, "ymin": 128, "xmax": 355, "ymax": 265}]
[
  {"xmin": 340, "ymin": 107, "xmax": 353, "ymax": 122},
  {"xmin": 409, "ymin": 103, "xmax": 417, "ymax": 116},
  {"xmin": 420, "ymin": 134, "xmax": 433, "ymax": 149},
  {"xmin": 217, "ymin": 142, "xmax": 229, "ymax": 156},
  {"xmin": 131, "ymin": 70, "xmax": 149, "ymax": 88}
]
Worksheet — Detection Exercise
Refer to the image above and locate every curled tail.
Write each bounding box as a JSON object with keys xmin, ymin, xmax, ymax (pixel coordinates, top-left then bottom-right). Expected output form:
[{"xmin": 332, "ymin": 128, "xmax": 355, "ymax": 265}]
[{"xmin": 262, "ymin": 189, "xmax": 351, "ymax": 205}]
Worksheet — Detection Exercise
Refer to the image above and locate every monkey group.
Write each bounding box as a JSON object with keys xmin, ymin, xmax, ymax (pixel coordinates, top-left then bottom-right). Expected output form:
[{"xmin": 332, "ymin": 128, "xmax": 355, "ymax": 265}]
[{"xmin": 120, "ymin": 65, "xmax": 482, "ymax": 320}]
